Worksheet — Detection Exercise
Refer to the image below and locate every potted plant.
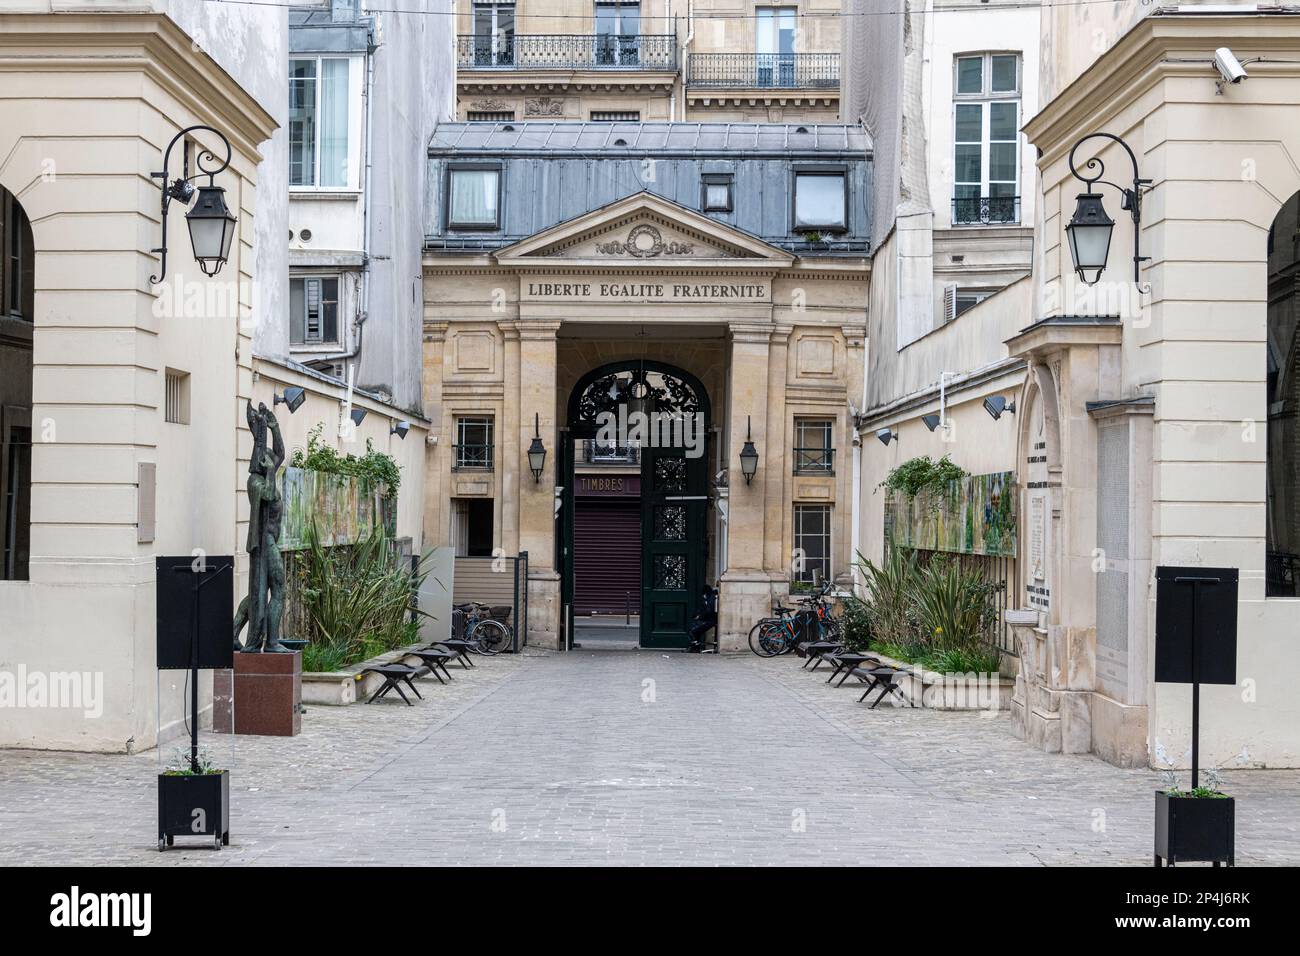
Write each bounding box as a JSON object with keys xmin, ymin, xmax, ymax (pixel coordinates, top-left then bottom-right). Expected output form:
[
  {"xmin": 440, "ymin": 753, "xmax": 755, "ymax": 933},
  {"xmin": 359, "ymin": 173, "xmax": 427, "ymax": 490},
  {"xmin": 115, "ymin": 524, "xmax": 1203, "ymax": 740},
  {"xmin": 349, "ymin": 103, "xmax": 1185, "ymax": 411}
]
[
  {"xmin": 1154, "ymin": 769, "xmax": 1234, "ymax": 866},
  {"xmin": 158, "ymin": 747, "xmax": 229, "ymax": 851}
]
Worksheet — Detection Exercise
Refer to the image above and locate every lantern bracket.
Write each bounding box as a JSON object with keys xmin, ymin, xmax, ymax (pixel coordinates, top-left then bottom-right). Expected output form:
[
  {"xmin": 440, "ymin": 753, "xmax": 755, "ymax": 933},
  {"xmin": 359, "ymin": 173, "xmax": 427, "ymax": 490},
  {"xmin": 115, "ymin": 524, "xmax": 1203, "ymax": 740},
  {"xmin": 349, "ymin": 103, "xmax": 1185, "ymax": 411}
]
[
  {"xmin": 1067, "ymin": 132, "xmax": 1153, "ymax": 292},
  {"xmin": 150, "ymin": 125, "xmax": 234, "ymax": 285}
]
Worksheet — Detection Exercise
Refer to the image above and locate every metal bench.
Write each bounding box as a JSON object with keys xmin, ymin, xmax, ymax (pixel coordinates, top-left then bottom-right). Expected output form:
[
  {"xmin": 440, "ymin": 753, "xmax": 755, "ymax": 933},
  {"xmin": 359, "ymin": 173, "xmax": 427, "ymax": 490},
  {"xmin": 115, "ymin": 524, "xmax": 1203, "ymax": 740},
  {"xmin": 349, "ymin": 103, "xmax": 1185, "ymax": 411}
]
[
  {"xmin": 400, "ymin": 647, "xmax": 457, "ymax": 684},
  {"xmin": 358, "ymin": 663, "xmax": 427, "ymax": 706},
  {"xmin": 850, "ymin": 664, "xmax": 911, "ymax": 709}
]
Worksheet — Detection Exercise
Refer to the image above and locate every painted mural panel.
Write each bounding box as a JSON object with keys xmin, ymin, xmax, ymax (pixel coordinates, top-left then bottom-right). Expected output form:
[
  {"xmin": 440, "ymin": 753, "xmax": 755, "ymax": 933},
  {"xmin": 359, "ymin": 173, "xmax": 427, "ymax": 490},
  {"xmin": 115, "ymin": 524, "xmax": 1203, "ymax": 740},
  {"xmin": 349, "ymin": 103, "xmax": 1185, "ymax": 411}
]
[
  {"xmin": 280, "ymin": 466, "xmax": 392, "ymax": 550},
  {"xmin": 885, "ymin": 471, "xmax": 1018, "ymax": 558}
]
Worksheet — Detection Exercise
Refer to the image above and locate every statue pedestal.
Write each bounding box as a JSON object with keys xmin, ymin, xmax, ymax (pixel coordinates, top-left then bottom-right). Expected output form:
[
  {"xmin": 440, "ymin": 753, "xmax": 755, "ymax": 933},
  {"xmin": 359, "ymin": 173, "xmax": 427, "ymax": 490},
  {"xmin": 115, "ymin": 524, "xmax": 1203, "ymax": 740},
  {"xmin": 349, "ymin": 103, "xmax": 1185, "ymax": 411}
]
[{"xmin": 213, "ymin": 651, "xmax": 301, "ymax": 737}]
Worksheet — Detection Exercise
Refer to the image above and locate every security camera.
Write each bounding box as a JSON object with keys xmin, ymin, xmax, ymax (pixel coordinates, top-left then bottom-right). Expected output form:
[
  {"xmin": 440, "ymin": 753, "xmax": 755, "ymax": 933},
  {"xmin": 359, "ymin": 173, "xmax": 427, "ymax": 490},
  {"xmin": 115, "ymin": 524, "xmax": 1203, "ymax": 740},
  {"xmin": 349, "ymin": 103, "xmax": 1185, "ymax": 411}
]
[{"xmin": 1214, "ymin": 47, "xmax": 1247, "ymax": 86}]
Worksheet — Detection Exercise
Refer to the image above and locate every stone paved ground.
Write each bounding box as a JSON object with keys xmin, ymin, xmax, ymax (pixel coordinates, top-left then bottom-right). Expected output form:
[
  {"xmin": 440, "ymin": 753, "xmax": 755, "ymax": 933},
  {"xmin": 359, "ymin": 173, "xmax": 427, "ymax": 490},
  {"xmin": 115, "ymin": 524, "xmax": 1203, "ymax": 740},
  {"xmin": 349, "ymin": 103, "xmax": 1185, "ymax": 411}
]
[{"xmin": 2, "ymin": 647, "xmax": 1298, "ymax": 866}]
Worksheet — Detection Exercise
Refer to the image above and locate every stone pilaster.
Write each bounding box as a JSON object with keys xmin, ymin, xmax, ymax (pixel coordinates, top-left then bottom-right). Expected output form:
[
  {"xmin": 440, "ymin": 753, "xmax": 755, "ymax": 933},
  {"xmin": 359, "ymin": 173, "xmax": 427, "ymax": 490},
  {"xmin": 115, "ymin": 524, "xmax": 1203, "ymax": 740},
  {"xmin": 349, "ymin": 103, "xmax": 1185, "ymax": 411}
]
[{"xmin": 517, "ymin": 320, "xmax": 561, "ymax": 647}]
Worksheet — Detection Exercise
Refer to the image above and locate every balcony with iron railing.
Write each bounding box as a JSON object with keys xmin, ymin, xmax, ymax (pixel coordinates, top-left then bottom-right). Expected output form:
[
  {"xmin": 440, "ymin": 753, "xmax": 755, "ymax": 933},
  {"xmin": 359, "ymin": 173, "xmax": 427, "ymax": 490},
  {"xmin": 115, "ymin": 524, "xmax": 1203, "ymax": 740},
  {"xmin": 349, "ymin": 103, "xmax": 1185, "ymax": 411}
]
[
  {"xmin": 952, "ymin": 195, "xmax": 1021, "ymax": 226},
  {"xmin": 453, "ymin": 444, "xmax": 494, "ymax": 471},
  {"xmin": 687, "ymin": 53, "xmax": 839, "ymax": 90},
  {"xmin": 457, "ymin": 34, "xmax": 677, "ymax": 72},
  {"xmin": 581, "ymin": 439, "xmax": 641, "ymax": 466},
  {"xmin": 792, "ymin": 447, "xmax": 835, "ymax": 475}
]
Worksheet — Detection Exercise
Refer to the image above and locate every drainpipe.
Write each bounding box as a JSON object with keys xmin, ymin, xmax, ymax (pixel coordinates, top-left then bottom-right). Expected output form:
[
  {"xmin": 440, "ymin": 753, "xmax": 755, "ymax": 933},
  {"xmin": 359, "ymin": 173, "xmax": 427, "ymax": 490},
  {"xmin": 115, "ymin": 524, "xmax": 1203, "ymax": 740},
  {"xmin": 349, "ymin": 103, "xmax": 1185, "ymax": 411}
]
[{"xmin": 677, "ymin": 1, "xmax": 694, "ymax": 121}]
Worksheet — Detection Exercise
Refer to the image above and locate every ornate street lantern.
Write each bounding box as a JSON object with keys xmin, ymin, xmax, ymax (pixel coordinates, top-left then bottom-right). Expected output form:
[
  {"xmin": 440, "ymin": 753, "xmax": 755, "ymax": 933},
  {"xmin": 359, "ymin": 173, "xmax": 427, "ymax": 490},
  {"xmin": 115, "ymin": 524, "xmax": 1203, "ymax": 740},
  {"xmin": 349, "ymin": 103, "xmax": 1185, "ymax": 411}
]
[
  {"xmin": 739, "ymin": 415, "xmax": 759, "ymax": 485},
  {"xmin": 528, "ymin": 413, "xmax": 547, "ymax": 482}
]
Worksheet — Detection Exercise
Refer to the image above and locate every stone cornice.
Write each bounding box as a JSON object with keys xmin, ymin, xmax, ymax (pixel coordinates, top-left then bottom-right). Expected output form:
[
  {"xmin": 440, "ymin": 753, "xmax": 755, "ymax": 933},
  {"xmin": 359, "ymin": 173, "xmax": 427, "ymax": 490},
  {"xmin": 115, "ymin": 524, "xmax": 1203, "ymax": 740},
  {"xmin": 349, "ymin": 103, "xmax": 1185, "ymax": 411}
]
[
  {"xmin": 1025, "ymin": 13, "xmax": 1300, "ymax": 160},
  {"xmin": 0, "ymin": 13, "xmax": 279, "ymax": 157}
]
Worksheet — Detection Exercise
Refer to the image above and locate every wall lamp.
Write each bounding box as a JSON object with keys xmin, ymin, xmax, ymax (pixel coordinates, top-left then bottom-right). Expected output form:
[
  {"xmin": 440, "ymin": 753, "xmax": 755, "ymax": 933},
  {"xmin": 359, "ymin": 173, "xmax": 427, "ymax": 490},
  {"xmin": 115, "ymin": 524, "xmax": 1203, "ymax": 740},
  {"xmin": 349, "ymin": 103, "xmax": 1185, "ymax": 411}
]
[
  {"xmin": 349, "ymin": 407, "xmax": 368, "ymax": 426},
  {"xmin": 739, "ymin": 415, "xmax": 759, "ymax": 485},
  {"xmin": 984, "ymin": 396, "xmax": 1016, "ymax": 420},
  {"xmin": 273, "ymin": 386, "xmax": 306, "ymax": 414},
  {"xmin": 876, "ymin": 427, "xmax": 898, "ymax": 446},
  {"xmin": 1065, "ymin": 132, "xmax": 1152, "ymax": 290},
  {"xmin": 150, "ymin": 125, "xmax": 237, "ymax": 285},
  {"xmin": 921, "ymin": 414, "xmax": 942, "ymax": 432},
  {"xmin": 527, "ymin": 413, "xmax": 547, "ymax": 482},
  {"xmin": 391, "ymin": 420, "xmax": 410, "ymax": 440}
]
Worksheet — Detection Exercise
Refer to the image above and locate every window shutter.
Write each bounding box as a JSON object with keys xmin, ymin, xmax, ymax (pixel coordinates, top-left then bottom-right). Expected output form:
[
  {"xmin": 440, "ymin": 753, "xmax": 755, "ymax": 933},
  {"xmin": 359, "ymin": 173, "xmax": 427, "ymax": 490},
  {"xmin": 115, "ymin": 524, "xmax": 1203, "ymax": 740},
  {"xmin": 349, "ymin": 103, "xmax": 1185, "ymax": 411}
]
[{"xmin": 943, "ymin": 284, "xmax": 958, "ymax": 324}]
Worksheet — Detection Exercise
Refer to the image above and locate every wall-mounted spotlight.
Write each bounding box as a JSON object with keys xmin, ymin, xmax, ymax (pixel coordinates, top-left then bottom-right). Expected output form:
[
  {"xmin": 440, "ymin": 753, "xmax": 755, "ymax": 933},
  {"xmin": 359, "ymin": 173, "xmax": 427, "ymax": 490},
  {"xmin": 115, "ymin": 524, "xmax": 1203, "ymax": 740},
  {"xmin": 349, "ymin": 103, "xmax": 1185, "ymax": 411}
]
[
  {"xmin": 391, "ymin": 420, "xmax": 411, "ymax": 440},
  {"xmin": 876, "ymin": 427, "xmax": 898, "ymax": 446},
  {"xmin": 527, "ymin": 413, "xmax": 547, "ymax": 482},
  {"xmin": 921, "ymin": 414, "xmax": 942, "ymax": 432},
  {"xmin": 984, "ymin": 396, "xmax": 1016, "ymax": 420},
  {"xmin": 739, "ymin": 415, "xmax": 760, "ymax": 485},
  {"xmin": 349, "ymin": 406, "xmax": 368, "ymax": 427},
  {"xmin": 274, "ymin": 386, "xmax": 306, "ymax": 414}
]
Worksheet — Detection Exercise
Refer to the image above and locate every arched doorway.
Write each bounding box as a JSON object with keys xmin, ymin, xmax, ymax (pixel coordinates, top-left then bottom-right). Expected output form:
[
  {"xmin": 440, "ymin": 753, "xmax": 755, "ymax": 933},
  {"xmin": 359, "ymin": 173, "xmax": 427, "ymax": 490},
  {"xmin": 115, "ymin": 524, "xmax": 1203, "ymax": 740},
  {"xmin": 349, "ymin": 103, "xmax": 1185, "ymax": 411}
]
[
  {"xmin": 0, "ymin": 185, "xmax": 34, "ymax": 581},
  {"xmin": 1267, "ymin": 189, "xmax": 1300, "ymax": 596},
  {"xmin": 561, "ymin": 360, "xmax": 712, "ymax": 649}
]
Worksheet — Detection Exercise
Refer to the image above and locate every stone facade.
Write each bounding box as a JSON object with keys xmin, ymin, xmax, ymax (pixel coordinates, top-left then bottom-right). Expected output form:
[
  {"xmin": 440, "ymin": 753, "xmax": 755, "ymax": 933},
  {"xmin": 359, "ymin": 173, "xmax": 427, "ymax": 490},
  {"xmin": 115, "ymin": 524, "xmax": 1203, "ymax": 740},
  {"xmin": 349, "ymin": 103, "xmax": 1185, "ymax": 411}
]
[{"xmin": 423, "ymin": 191, "xmax": 867, "ymax": 649}]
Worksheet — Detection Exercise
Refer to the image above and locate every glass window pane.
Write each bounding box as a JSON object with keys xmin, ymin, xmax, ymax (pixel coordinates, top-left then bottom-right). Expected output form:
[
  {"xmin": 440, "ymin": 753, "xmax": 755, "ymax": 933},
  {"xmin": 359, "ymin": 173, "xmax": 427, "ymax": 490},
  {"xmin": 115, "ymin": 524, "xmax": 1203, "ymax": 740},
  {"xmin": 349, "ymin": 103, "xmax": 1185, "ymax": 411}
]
[
  {"xmin": 954, "ymin": 145, "xmax": 982, "ymax": 184},
  {"xmin": 322, "ymin": 278, "xmax": 339, "ymax": 343},
  {"xmin": 991, "ymin": 55, "xmax": 1018, "ymax": 92},
  {"xmin": 956, "ymin": 56, "xmax": 983, "ymax": 94},
  {"xmin": 319, "ymin": 59, "xmax": 350, "ymax": 188},
  {"xmin": 989, "ymin": 101, "xmax": 1017, "ymax": 140},
  {"xmin": 794, "ymin": 173, "xmax": 845, "ymax": 228},
  {"xmin": 449, "ymin": 169, "xmax": 500, "ymax": 226},
  {"xmin": 954, "ymin": 103, "xmax": 982, "ymax": 142},
  {"xmin": 989, "ymin": 142, "xmax": 1017, "ymax": 182},
  {"xmin": 954, "ymin": 183, "xmax": 980, "ymax": 201},
  {"xmin": 288, "ymin": 59, "xmax": 317, "ymax": 186},
  {"xmin": 289, "ymin": 278, "xmax": 305, "ymax": 344},
  {"xmin": 988, "ymin": 181, "xmax": 1017, "ymax": 198}
]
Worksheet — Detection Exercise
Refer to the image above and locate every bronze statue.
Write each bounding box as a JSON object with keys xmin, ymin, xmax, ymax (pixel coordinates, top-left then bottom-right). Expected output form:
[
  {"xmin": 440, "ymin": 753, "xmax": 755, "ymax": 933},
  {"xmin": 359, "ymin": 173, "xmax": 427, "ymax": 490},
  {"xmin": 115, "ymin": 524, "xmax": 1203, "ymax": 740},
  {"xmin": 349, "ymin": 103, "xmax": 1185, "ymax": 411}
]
[{"xmin": 233, "ymin": 401, "xmax": 289, "ymax": 653}]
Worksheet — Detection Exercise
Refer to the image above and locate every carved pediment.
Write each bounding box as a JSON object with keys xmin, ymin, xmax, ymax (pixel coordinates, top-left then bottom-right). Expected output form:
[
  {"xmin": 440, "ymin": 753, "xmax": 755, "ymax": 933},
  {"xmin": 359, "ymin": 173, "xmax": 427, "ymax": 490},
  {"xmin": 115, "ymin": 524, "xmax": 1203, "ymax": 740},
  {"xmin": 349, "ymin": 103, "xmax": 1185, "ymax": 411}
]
[{"xmin": 494, "ymin": 191, "xmax": 795, "ymax": 266}]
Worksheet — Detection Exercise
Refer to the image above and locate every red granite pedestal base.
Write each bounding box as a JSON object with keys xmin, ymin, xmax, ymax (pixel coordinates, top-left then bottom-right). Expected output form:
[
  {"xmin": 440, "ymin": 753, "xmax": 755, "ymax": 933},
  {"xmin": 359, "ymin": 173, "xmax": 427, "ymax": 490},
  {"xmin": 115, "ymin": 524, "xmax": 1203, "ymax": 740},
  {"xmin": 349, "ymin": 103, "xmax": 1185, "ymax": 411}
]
[{"xmin": 213, "ymin": 651, "xmax": 301, "ymax": 737}]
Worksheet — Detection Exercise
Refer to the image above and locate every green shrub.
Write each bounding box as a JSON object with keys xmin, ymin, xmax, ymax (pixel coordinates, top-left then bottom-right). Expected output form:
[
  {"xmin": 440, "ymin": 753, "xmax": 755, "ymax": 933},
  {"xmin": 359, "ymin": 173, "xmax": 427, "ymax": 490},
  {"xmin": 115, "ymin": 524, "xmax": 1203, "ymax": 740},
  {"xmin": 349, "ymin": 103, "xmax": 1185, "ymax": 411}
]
[
  {"xmin": 855, "ymin": 547, "xmax": 922, "ymax": 647},
  {"xmin": 290, "ymin": 422, "xmax": 402, "ymax": 502},
  {"xmin": 297, "ymin": 521, "xmax": 435, "ymax": 671},
  {"xmin": 907, "ymin": 556, "xmax": 1000, "ymax": 653},
  {"xmin": 837, "ymin": 594, "xmax": 874, "ymax": 652},
  {"xmin": 879, "ymin": 455, "xmax": 967, "ymax": 498}
]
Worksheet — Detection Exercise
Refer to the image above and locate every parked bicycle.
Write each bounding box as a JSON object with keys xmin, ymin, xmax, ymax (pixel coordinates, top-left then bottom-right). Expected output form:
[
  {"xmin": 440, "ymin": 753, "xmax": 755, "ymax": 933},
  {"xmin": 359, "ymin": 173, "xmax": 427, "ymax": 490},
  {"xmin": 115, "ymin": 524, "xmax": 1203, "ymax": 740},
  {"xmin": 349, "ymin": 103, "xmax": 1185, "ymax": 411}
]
[
  {"xmin": 747, "ymin": 583, "xmax": 840, "ymax": 657},
  {"xmin": 456, "ymin": 602, "xmax": 514, "ymax": 655}
]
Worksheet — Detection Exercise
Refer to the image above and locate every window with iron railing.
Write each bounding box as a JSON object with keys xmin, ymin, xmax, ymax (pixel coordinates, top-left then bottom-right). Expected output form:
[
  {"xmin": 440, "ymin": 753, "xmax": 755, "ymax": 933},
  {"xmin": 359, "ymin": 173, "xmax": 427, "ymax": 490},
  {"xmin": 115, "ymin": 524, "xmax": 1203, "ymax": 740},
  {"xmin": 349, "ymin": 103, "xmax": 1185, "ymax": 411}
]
[
  {"xmin": 793, "ymin": 419, "xmax": 835, "ymax": 474},
  {"xmin": 457, "ymin": 33, "xmax": 676, "ymax": 71},
  {"xmin": 584, "ymin": 439, "xmax": 640, "ymax": 464},
  {"xmin": 687, "ymin": 52, "xmax": 839, "ymax": 89},
  {"xmin": 953, "ymin": 52, "xmax": 1021, "ymax": 226},
  {"xmin": 454, "ymin": 417, "xmax": 495, "ymax": 471}
]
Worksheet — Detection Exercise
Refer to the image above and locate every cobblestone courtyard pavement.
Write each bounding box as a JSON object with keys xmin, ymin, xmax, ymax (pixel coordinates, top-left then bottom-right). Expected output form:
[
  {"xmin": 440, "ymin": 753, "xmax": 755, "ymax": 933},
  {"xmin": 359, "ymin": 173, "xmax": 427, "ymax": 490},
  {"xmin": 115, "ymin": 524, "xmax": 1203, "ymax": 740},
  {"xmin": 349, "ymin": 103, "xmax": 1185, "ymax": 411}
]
[{"xmin": 2, "ymin": 646, "xmax": 1298, "ymax": 866}]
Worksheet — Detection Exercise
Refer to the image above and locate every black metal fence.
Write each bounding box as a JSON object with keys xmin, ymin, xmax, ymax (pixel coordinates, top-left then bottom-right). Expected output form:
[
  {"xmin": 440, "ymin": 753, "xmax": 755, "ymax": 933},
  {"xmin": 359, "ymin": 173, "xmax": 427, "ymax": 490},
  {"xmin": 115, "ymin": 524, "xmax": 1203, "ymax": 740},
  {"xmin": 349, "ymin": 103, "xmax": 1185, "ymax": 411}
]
[
  {"xmin": 952, "ymin": 195, "xmax": 1021, "ymax": 226},
  {"xmin": 457, "ymin": 34, "xmax": 677, "ymax": 71},
  {"xmin": 687, "ymin": 53, "xmax": 839, "ymax": 89}
]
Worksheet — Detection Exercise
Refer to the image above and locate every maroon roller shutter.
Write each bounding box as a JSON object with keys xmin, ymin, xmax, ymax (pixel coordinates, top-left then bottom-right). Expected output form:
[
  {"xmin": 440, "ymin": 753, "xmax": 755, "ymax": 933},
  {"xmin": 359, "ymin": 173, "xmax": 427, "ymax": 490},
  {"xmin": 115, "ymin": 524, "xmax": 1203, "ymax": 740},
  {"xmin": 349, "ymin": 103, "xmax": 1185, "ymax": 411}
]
[{"xmin": 573, "ymin": 498, "xmax": 641, "ymax": 615}]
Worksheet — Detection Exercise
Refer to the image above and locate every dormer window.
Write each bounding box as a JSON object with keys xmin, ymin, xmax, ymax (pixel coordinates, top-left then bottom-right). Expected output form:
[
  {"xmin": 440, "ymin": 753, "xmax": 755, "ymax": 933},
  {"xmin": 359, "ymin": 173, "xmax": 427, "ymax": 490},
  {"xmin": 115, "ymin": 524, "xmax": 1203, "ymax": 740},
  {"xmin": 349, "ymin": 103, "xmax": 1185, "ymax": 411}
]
[
  {"xmin": 447, "ymin": 164, "xmax": 502, "ymax": 229},
  {"xmin": 702, "ymin": 174, "xmax": 733, "ymax": 213},
  {"xmin": 793, "ymin": 168, "xmax": 847, "ymax": 231}
]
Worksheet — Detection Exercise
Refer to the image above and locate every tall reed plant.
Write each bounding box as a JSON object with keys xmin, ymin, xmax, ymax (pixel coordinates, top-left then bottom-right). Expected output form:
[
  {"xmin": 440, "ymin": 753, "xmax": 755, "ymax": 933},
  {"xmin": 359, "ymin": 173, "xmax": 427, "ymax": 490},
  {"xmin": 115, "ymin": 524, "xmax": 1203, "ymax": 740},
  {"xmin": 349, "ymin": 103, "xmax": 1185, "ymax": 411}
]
[{"xmin": 296, "ymin": 521, "xmax": 435, "ymax": 672}]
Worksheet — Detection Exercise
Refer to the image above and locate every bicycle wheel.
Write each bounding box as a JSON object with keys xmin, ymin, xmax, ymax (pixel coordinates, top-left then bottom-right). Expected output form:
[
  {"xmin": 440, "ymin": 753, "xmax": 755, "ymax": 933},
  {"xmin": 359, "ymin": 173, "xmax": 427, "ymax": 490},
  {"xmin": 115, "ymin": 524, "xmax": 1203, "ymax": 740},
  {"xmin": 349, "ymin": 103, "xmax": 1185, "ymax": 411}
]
[
  {"xmin": 748, "ymin": 619, "xmax": 782, "ymax": 657},
  {"xmin": 473, "ymin": 618, "xmax": 512, "ymax": 655},
  {"xmin": 819, "ymin": 616, "xmax": 843, "ymax": 643}
]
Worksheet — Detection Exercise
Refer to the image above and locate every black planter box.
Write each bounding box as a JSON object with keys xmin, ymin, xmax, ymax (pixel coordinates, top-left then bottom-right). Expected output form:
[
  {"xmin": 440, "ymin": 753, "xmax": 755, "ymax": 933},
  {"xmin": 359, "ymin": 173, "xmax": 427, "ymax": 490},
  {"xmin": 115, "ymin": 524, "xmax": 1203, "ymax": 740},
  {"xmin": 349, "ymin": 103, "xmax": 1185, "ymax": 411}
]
[
  {"xmin": 1154, "ymin": 790, "xmax": 1234, "ymax": 866},
  {"xmin": 157, "ymin": 770, "xmax": 229, "ymax": 851}
]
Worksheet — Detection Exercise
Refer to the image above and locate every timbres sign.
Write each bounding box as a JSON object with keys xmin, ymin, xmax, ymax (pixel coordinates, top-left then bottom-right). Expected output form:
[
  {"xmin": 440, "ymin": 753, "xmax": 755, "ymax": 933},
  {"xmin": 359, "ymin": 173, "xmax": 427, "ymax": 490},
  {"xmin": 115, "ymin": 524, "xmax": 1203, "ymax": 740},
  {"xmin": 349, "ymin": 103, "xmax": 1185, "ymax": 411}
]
[{"xmin": 524, "ymin": 279, "xmax": 769, "ymax": 303}]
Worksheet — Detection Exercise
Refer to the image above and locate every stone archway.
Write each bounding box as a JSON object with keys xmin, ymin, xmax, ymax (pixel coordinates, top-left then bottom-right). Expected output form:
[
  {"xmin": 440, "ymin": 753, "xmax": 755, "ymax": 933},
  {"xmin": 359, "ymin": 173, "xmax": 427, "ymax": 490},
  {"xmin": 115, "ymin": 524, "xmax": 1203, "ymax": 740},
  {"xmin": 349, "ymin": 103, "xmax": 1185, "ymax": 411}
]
[
  {"xmin": 0, "ymin": 183, "xmax": 34, "ymax": 581},
  {"xmin": 561, "ymin": 359, "xmax": 713, "ymax": 649}
]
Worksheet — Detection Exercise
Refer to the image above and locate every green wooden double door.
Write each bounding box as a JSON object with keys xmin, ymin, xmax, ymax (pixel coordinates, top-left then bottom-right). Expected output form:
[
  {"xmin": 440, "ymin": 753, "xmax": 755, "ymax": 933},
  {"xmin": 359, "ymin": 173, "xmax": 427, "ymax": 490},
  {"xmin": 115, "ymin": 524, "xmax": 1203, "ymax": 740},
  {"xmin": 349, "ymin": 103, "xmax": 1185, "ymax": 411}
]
[{"xmin": 637, "ymin": 443, "xmax": 708, "ymax": 649}]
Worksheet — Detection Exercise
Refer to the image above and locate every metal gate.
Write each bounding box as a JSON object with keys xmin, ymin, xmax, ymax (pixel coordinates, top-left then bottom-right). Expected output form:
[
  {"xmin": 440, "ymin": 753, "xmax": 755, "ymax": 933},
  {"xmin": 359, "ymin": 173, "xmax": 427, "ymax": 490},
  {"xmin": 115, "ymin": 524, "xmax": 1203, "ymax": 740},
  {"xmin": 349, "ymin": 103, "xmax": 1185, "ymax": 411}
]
[{"xmin": 451, "ymin": 551, "xmax": 529, "ymax": 651}]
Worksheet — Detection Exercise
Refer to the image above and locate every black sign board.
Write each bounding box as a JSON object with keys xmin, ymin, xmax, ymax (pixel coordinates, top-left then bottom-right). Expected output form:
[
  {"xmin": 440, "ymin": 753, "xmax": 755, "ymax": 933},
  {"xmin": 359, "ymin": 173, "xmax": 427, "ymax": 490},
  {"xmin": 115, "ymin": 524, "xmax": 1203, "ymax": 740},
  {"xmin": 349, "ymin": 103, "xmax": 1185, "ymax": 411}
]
[
  {"xmin": 1154, "ymin": 566, "xmax": 1238, "ymax": 685},
  {"xmin": 155, "ymin": 556, "xmax": 235, "ymax": 670}
]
